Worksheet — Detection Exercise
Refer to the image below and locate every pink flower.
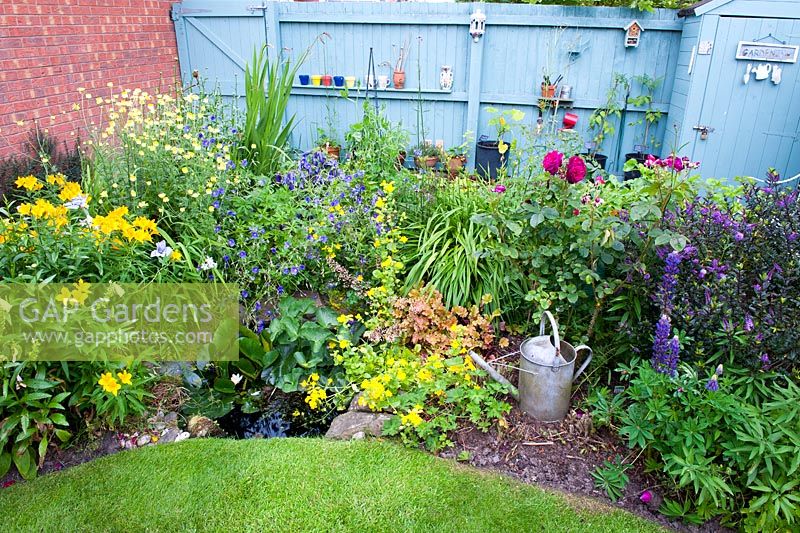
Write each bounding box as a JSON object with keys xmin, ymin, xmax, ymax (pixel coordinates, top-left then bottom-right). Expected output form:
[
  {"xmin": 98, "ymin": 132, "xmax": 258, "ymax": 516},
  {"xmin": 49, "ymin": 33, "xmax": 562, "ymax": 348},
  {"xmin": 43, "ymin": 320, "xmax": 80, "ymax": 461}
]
[
  {"xmin": 565, "ymin": 155, "xmax": 586, "ymax": 184},
  {"xmin": 493, "ymin": 184, "xmax": 506, "ymax": 193},
  {"xmin": 644, "ymin": 154, "xmax": 658, "ymax": 167},
  {"xmin": 572, "ymin": 208, "xmax": 580, "ymax": 216},
  {"xmin": 542, "ymin": 150, "xmax": 563, "ymax": 175},
  {"xmin": 640, "ymin": 490, "xmax": 653, "ymax": 504},
  {"xmin": 594, "ymin": 176, "xmax": 605, "ymax": 186},
  {"xmin": 1, "ymin": 480, "xmax": 16, "ymax": 489}
]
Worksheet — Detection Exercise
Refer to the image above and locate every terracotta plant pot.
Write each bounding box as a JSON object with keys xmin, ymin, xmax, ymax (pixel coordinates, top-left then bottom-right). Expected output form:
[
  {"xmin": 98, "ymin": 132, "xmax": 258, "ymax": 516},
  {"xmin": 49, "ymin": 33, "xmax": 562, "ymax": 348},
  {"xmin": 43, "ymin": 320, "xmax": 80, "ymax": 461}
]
[
  {"xmin": 414, "ymin": 156, "xmax": 439, "ymax": 169},
  {"xmin": 323, "ymin": 144, "xmax": 340, "ymax": 160},
  {"xmin": 541, "ymin": 83, "xmax": 556, "ymax": 98},
  {"xmin": 393, "ymin": 70, "xmax": 406, "ymax": 89},
  {"xmin": 447, "ymin": 155, "xmax": 466, "ymax": 176}
]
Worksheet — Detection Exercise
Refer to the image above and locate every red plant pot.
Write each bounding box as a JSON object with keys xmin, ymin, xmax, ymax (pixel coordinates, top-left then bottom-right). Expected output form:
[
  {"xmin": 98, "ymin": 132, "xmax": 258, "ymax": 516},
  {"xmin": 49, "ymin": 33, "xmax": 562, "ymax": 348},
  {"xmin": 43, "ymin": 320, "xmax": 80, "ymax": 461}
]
[{"xmin": 321, "ymin": 75, "xmax": 333, "ymax": 87}]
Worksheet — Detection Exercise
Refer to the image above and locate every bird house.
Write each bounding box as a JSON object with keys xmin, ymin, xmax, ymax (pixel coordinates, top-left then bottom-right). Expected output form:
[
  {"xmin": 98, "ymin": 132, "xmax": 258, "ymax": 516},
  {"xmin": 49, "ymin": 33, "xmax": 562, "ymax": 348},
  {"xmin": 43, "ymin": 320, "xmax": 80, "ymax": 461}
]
[{"xmin": 624, "ymin": 21, "xmax": 643, "ymax": 48}]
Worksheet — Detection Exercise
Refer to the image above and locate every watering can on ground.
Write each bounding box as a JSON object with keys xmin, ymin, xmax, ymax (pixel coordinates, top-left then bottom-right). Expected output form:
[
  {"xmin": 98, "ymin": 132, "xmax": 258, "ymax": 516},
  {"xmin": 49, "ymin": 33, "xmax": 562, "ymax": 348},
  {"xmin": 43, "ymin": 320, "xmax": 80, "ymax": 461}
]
[{"xmin": 518, "ymin": 311, "xmax": 592, "ymax": 422}]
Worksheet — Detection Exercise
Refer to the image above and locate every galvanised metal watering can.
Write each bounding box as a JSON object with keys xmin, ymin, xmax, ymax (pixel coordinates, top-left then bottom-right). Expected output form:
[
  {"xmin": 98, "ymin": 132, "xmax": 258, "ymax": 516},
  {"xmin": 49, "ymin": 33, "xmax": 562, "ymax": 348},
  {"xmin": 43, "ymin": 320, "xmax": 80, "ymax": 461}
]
[{"xmin": 518, "ymin": 311, "xmax": 592, "ymax": 422}]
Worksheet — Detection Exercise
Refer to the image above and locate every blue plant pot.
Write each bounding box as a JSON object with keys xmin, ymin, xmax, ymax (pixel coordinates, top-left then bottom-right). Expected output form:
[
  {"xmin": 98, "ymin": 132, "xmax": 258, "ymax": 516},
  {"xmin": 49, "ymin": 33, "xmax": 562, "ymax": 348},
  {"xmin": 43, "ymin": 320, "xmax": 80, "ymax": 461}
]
[
  {"xmin": 299, "ymin": 74, "xmax": 310, "ymax": 85},
  {"xmin": 333, "ymin": 76, "xmax": 345, "ymax": 87}
]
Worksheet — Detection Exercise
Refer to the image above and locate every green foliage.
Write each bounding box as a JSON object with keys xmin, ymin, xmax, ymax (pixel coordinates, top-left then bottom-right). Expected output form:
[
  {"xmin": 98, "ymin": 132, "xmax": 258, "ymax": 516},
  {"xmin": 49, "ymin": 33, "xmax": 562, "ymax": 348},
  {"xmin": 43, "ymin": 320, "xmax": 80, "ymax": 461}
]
[
  {"xmin": 261, "ymin": 297, "xmax": 357, "ymax": 393},
  {"xmin": 587, "ymin": 73, "xmax": 628, "ymax": 155},
  {"xmin": 591, "ymin": 456, "xmax": 631, "ymax": 502},
  {"xmin": 183, "ymin": 297, "xmax": 355, "ymax": 419},
  {"xmin": 0, "ymin": 361, "xmax": 150, "ymax": 479},
  {"xmin": 590, "ymin": 361, "xmax": 800, "ymax": 530},
  {"xmin": 399, "ymin": 177, "xmax": 526, "ymax": 317},
  {"xmin": 0, "ymin": 363, "xmax": 71, "ymax": 480},
  {"xmin": 240, "ymin": 43, "xmax": 312, "ymax": 177},
  {"xmin": 68, "ymin": 363, "xmax": 151, "ymax": 428},
  {"xmin": 462, "ymin": 0, "xmax": 693, "ymax": 10},
  {"xmin": 344, "ymin": 101, "xmax": 409, "ymax": 179},
  {"xmin": 627, "ymin": 74, "xmax": 664, "ymax": 150}
]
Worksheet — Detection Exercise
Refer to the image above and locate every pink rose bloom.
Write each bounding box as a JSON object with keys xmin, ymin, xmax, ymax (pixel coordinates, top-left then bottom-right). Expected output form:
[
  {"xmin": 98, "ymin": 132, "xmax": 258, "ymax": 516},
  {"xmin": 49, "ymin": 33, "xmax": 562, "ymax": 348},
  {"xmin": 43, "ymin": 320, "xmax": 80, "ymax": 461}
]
[
  {"xmin": 542, "ymin": 150, "xmax": 564, "ymax": 175},
  {"xmin": 572, "ymin": 208, "xmax": 580, "ymax": 216},
  {"xmin": 640, "ymin": 490, "xmax": 653, "ymax": 504},
  {"xmin": 565, "ymin": 155, "xmax": 587, "ymax": 184},
  {"xmin": 493, "ymin": 184, "xmax": 506, "ymax": 193}
]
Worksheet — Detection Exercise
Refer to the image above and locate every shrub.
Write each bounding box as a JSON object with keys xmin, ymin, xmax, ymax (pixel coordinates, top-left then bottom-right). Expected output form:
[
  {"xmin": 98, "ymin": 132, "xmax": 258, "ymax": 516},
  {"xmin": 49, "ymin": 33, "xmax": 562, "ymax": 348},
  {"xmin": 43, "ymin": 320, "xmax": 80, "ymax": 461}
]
[
  {"xmin": 0, "ymin": 361, "xmax": 150, "ymax": 479},
  {"xmin": 589, "ymin": 361, "xmax": 800, "ymax": 530},
  {"xmin": 657, "ymin": 170, "xmax": 800, "ymax": 371},
  {"xmin": 334, "ymin": 288, "xmax": 510, "ymax": 451},
  {"xmin": 0, "ymin": 174, "xmax": 194, "ymax": 283}
]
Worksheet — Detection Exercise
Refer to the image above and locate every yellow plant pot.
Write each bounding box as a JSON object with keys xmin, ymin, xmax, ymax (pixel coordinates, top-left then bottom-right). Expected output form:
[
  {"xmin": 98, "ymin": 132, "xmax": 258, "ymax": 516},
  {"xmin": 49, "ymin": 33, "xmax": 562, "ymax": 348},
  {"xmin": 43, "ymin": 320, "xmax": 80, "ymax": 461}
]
[
  {"xmin": 311, "ymin": 74, "xmax": 322, "ymax": 86},
  {"xmin": 344, "ymin": 76, "xmax": 356, "ymax": 88}
]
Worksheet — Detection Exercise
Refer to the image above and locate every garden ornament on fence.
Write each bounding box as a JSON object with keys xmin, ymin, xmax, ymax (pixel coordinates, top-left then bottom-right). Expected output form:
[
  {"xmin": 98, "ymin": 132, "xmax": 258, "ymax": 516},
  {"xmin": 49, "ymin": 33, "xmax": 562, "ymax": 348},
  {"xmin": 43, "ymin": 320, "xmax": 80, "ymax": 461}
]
[{"xmin": 470, "ymin": 311, "xmax": 591, "ymax": 422}]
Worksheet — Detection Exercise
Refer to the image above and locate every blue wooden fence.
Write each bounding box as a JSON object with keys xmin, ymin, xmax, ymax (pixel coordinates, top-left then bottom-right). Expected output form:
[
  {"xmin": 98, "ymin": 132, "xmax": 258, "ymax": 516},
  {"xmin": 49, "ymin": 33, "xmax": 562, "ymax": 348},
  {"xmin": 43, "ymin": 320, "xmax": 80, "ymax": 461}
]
[{"xmin": 172, "ymin": 1, "xmax": 684, "ymax": 171}]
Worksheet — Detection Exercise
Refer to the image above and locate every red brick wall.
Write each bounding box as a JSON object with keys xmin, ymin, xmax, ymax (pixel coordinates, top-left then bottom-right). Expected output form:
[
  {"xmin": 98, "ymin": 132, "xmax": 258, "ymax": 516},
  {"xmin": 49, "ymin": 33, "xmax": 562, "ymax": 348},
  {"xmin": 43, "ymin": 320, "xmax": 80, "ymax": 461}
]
[{"xmin": 0, "ymin": 0, "xmax": 179, "ymax": 158}]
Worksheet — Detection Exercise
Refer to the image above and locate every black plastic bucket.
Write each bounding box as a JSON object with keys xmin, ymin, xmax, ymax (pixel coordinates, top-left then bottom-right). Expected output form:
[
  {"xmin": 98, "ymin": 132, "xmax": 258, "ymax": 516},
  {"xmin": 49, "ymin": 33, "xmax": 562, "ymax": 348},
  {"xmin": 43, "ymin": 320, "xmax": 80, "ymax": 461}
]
[
  {"xmin": 475, "ymin": 140, "xmax": 505, "ymax": 180},
  {"xmin": 623, "ymin": 152, "xmax": 647, "ymax": 181},
  {"xmin": 584, "ymin": 153, "xmax": 608, "ymax": 171}
]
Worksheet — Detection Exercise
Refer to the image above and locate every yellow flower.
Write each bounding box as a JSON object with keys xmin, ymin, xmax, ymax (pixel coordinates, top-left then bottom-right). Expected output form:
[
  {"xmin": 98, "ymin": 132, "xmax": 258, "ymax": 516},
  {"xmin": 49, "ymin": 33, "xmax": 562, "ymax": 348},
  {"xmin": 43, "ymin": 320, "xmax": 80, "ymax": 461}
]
[
  {"xmin": 55, "ymin": 287, "xmax": 74, "ymax": 305},
  {"xmin": 15, "ymin": 175, "xmax": 43, "ymax": 191},
  {"xmin": 58, "ymin": 181, "xmax": 82, "ymax": 202},
  {"xmin": 98, "ymin": 372, "xmax": 121, "ymax": 396},
  {"xmin": 170, "ymin": 250, "xmax": 182, "ymax": 261},
  {"xmin": 380, "ymin": 180, "xmax": 395, "ymax": 194},
  {"xmin": 499, "ymin": 337, "xmax": 510, "ymax": 348},
  {"xmin": 71, "ymin": 279, "xmax": 90, "ymax": 305},
  {"xmin": 117, "ymin": 369, "xmax": 132, "ymax": 385},
  {"xmin": 375, "ymin": 197, "xmax": 386, "ymax": 209},
  {"xmin": 46, "ymin": 174, "xmax": 66, "ymax": 186},
  {"xmin": 401, "ymin": 409, "xmax": 423, "ymax": 427},
  {"xmin": 336, "ymin": 314, "xmax": 351, "ymax": 324},
  {"xmin": 338, "ymin": 338, "xmax": 350, "ymax": 349}
]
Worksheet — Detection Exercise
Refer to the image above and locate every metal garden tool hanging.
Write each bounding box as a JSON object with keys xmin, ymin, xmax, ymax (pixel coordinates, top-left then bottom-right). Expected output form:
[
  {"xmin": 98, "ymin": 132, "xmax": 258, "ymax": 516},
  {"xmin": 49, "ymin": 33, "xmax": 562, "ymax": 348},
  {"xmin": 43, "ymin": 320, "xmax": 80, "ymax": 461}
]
[{"xmin": 518, "ymin": 311, "xmax": 592, "ymax": 422}]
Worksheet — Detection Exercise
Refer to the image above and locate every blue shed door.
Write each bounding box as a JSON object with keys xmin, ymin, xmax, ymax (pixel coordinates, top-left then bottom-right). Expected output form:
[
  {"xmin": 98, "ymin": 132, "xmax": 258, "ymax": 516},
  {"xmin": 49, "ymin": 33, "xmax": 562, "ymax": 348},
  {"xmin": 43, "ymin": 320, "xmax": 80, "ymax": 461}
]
[{"xmin": 693, "ymin": 16, "xmax": 800, "ymax": 181}]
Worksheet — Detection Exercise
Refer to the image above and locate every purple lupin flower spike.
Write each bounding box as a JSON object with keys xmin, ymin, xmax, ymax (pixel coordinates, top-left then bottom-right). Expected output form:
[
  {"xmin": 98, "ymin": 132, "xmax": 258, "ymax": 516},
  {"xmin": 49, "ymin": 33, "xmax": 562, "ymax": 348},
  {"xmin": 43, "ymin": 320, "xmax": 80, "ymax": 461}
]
[{"xmin": 651, "ymin": 316, "xmax": 678, "ymax": 377}]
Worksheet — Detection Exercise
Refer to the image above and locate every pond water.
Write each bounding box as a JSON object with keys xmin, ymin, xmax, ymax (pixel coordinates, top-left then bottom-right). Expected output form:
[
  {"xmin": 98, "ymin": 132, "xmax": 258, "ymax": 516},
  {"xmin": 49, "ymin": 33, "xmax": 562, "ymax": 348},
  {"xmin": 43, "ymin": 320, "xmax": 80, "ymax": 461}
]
[{"xmin": 216, "ymin": 392, "xmax": 334, "ymax": 439}]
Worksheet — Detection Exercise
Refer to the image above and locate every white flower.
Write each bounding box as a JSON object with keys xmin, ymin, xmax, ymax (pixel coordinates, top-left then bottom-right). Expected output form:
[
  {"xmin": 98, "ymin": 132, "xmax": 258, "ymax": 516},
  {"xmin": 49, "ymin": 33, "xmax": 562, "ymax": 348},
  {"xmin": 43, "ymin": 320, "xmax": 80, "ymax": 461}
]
[
  {"xmin": 64, "ymin": 195, "xmax": 89, "ymax": 209},
  {"xmin": 199, "ymin": 256, "xmax": 217, "ymax": 271},
  {"xmin": 230, "ymin": 373, "xmax": 243, "ymax": 386},
  {"xmin": 150, "ymin": 240, "xmax": 174, "ymax": 258},
  {"xmin": 15, "ymin": 375, "xmax": 26, "ymax": 390},
  {"xmin": 79, "ymin": 214, "xmax": 94, "ymax": 228}
]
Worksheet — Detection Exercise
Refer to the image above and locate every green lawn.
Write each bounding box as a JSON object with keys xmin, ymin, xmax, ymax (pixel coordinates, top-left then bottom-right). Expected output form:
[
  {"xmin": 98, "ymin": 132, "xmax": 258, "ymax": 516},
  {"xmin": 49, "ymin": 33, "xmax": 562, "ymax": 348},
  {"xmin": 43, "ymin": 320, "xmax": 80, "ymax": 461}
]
[{"xmin": 0, "ymin": 438, "xmax": 662, "ymax": 532}]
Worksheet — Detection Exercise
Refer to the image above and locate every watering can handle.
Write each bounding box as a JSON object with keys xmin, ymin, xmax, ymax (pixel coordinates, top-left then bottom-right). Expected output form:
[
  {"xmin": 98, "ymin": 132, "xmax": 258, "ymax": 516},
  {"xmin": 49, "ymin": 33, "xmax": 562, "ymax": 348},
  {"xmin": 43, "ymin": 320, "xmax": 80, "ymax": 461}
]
[
  {"xmin": 572, "ymin": 345, "xmax": 593, "ymax": 382},
  {"xmin": 539, "ymin": 311, "xmax": 561, "ymax": 352}
]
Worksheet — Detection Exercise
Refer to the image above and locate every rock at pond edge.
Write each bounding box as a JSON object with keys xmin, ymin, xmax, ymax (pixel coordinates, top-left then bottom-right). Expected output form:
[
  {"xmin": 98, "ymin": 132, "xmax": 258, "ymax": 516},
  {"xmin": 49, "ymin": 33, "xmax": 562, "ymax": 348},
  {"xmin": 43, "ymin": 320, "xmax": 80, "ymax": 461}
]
[{"xmin": 325, "ymin": 411, "xmax": 393, "ymax": 440}]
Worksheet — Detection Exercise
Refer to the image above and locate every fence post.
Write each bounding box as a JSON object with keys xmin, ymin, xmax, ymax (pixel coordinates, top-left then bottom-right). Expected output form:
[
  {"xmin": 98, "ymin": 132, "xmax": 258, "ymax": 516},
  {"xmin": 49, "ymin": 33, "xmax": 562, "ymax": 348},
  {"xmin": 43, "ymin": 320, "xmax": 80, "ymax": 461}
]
[
  {"xmin": 465, "ymin": 3, "xmax": 485, "ymax": 170},
  {"xmin": 263, "ymin": 2, "xmax": 282, "ymax": 64},
  {"xmin": 171, "ymin": 5, "xmax": 191, "ymax": 86}
]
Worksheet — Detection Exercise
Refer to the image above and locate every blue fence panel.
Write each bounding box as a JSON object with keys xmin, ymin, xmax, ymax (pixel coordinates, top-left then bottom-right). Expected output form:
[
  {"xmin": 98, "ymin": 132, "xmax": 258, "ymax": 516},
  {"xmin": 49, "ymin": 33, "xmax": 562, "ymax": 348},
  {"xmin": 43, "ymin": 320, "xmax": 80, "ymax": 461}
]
[{"xmin": 172, "ymin": 1, "xmax": 683, "ymax": 172}]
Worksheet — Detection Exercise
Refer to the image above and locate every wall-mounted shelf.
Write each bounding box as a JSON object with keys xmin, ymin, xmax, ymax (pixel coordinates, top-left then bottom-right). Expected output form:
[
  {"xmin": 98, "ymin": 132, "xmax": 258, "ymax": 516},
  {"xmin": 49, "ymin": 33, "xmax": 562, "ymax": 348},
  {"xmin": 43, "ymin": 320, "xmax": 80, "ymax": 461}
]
[
  {"xmin": 537, "ymin": 96, "xmax": 574, "ymax": 108},
  {"xmin": 290, "ymin": 85, "xmax": 468, "ymax": 102}
]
